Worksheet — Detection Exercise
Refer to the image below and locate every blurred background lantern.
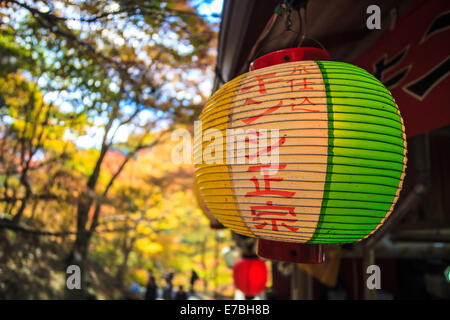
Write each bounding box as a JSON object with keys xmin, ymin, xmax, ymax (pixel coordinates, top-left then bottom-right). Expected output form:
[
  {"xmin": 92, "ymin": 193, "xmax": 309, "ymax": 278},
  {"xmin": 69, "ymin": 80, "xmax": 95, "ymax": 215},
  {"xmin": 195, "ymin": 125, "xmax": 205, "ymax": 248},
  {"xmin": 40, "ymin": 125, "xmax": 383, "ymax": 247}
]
[
  {"xmin": 193, "ymin": 177, "xmax": 225, "ymax": 229},
  {"xmin": 221, "ymin": 246, "xmax": 240, "ymax": 268},
  {"xmin": 233, "ymin": 256, "xmax": 268, "ymax": 299},
  {"xmin": 194, "ymin": 47, "xmax": 407, "ymax": 263}
]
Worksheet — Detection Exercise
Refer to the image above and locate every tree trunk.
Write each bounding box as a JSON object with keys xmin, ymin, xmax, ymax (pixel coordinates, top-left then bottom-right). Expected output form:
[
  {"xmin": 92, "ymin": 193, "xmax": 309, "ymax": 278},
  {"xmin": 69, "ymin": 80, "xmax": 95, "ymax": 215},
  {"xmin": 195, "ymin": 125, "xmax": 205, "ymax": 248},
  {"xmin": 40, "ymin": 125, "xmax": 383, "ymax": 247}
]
[
  {"xmin": 64, "ymin": 137, "xmax": 110, "ymax": 299},
  {"xmin": 12, "ymin": 169, "xmax": 32, "ymax": 223},
  {"xmin": 116, "ymin": 245, "xmax": 131, "ymax": 284},
  {"xmin": 65, "ymin": 191, "xmax": 94, "ymax": 299}
]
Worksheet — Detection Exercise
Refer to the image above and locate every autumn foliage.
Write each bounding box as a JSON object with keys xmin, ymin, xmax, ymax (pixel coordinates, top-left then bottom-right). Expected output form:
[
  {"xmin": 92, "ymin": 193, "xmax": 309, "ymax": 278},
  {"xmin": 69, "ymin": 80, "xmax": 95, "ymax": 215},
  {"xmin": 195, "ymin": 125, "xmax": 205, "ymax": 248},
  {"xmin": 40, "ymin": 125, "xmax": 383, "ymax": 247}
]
[{"xmin": 0, "ymin": 0, "xmax": 233, "ymax": 299}]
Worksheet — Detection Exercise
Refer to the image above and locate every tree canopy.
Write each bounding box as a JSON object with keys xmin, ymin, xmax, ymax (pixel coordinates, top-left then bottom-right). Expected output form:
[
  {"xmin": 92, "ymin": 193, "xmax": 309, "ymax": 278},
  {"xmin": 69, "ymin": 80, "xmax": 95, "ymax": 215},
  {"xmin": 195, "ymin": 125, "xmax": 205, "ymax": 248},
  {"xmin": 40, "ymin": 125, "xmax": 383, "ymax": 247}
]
[{"xmin": 0, "ymin": 0, "xmax": 234, "ymax": 299}]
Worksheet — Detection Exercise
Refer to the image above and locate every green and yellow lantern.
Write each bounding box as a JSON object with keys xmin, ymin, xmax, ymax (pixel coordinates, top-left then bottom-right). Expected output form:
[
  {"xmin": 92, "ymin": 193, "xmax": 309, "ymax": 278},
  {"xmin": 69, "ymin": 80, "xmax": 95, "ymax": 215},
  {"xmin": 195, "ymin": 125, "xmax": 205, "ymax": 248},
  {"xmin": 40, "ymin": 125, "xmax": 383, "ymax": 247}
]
[
  {"xmin": 194, "ymin": 47, "xmax": 407, "ymax": 263},
  {"xmin": 193, "ymin": 176, "xmax": 225, "ymax": 229}
]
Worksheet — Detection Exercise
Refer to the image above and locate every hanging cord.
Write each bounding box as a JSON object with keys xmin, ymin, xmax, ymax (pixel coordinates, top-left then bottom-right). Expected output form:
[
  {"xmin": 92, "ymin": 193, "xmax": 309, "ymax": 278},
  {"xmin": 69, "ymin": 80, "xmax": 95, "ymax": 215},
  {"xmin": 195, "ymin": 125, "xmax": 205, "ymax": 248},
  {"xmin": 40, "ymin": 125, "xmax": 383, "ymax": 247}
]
[
  {"xmin": 252, "ymin": 0, "xmax": 306, "ymax": 60},
  {"xmin": 295, "ymin": 1, "xmax": 327, "ymax": 51},
  {"xmin": 297, "ymin": 5, "xmax": 306, "ymax": 47},
  {"xmin": 239, "ymin": 0, "xmax": 321, "ymax": 75},
  {"xmin": 304, "ymin": 37, "xmax": 327, "ymax": 51},
  {"xmin": 283, "ymin": 0, "xmax": 294, "ymax": 30}
]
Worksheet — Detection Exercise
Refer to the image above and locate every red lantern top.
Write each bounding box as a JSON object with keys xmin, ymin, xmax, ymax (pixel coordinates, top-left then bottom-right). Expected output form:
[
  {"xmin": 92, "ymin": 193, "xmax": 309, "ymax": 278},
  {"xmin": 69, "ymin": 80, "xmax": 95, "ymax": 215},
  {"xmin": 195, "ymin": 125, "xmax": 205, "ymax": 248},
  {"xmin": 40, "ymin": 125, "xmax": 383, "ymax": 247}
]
[
  {"xmin": 250, "ymin": 47, "xmax": 330, "ymax": 70},
  {"xmin": 233, "ymin": 257, "xmax": 268, "ymax": 298}
]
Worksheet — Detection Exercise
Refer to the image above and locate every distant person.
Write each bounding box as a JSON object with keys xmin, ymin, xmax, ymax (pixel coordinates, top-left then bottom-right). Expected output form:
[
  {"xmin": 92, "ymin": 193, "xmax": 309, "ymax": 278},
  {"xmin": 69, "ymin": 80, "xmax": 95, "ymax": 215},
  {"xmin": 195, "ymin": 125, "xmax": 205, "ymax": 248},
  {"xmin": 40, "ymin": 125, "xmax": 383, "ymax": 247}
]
[
  {"xmin": 86, "ymin": 293, "xmax": 98, "ymax": 300},
  {"xmin": 145, "ymin": 273, "xmax": 158, "ymax": 300},
  {"xmin": 127, "ymin": 282, "xmax": 142, "ymax": 300},
  {"xmin": 190, "ymin": 270, "xmax": 199, "ymax": 294},
  {"xmin": 162, "ymin": 272, "xmax": 174, "ymax": 300},
  {"xmin": 175, "ymin": 285, "xmax": 188, "ymax": 300}
]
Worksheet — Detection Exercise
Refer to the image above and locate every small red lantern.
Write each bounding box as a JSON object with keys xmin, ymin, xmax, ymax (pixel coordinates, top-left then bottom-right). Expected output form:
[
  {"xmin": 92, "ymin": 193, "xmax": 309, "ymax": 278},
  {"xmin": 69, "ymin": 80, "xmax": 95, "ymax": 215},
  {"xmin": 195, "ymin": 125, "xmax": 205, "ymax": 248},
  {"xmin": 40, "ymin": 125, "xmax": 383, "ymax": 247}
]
[{"xmin": 233, "ymin": 256, "xmax": 268, "ymax": 299}]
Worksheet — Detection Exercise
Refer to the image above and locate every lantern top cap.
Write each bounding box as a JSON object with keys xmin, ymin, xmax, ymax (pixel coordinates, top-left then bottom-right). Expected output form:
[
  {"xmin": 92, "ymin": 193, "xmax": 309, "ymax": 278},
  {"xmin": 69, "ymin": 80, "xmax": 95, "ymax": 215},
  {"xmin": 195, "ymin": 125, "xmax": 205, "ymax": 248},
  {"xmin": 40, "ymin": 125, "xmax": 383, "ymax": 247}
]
[
  {"xmin": 241, "ymin": 253, "xmax": 259, "ymax": 259},
  {"xmin": 250, "ymin": 47, "xmax": 331, "ymax": 71}
]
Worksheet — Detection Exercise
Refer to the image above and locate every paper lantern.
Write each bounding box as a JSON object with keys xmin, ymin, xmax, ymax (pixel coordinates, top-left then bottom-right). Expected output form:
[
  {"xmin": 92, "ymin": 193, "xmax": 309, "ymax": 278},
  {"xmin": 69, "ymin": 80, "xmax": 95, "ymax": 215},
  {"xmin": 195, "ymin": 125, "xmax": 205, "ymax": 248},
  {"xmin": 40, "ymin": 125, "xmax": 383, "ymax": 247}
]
[
  {"xmin": 233, "ymin": 257, "xmax": 268, "ymax": 298},
  {"xmin": 193, "ymin": 177, "xmax": 225, "ymax": 229},
  {"xmin": 194, "ymin": 47, "xmax": 406, "ymax": 262}
]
